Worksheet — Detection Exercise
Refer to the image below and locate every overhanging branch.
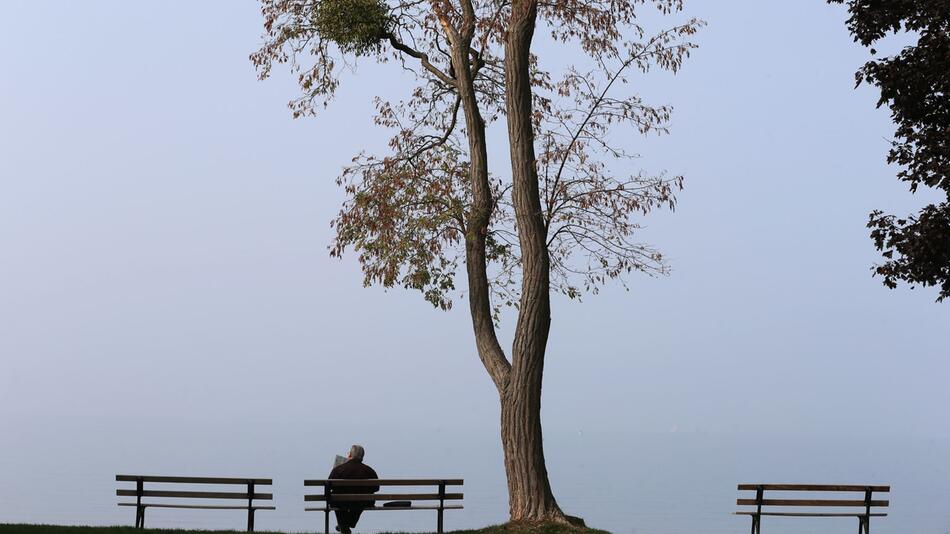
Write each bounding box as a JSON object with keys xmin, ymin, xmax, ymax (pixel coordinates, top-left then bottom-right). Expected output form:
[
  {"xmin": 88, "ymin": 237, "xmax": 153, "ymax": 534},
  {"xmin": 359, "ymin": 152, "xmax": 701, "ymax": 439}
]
[{"xmin": 387, "ymin": 34, "xmax": 458, "ymax": 87}]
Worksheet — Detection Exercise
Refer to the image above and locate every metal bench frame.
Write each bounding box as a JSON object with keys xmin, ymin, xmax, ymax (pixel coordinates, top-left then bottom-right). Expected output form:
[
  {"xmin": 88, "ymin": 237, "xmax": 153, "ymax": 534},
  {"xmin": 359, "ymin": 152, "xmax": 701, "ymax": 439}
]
[
  {"xmin": 735, "ymin": 484, "xmax": 890, "ymax": 534},
  {"xmin": 304, "ymin": 478, "xmax": 464, "ymax": 534},
  {"xmin": 116, "ymin": 475, "xmax": 276, "ymax": 531}
]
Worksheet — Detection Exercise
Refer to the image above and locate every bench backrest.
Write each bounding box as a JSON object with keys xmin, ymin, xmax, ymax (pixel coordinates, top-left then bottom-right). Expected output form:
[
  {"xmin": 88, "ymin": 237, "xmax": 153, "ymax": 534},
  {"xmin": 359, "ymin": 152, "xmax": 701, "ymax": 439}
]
[
  {"xmin": 737, "ymin": 484, "xmax": 890, "ymax": 513},
  {"xmin": 116, "ymin": 475, "xmax": 274, "ymax": 505},
  {"xmin": 304, "ymin": 479, "xmax": 463, "ymax": 505}
]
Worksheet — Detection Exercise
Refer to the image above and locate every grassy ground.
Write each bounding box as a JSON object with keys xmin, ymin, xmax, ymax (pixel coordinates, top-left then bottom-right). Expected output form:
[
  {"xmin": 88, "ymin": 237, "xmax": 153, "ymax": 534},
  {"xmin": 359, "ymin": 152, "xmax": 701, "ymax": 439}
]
[{"xmin": 0, "ymin": 524, "xmax": 610, "ymax": 534}]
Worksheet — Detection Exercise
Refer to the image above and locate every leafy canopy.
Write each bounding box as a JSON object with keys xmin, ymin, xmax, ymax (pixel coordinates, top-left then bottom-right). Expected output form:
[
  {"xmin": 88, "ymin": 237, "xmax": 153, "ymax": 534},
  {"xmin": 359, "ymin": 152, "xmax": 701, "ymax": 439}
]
[
  {"xmin": 313, "ymin": 0, "xmax": 390, "ymax": 56},
  {"xmin": 253, "ymin": 0, "xmax": 701, "ymax": 314},
  {"xmin": 829, "ymin": 0, "xmax": 950, "ymax": 301}
]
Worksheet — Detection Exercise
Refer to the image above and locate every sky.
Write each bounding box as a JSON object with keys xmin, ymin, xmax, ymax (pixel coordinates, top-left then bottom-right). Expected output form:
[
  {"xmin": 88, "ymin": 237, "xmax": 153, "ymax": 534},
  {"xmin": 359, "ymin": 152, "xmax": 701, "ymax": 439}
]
[{"xmin": 1, "ymin": 1, "xmax": 949, "ymax": 533}]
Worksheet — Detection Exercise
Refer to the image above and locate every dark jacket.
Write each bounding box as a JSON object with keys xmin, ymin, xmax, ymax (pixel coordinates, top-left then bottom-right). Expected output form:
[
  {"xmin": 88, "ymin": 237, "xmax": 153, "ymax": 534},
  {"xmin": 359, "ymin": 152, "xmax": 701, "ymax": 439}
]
[{"xmin": 328, "ymin": 459, "xmax": 379, "ymax": 507}]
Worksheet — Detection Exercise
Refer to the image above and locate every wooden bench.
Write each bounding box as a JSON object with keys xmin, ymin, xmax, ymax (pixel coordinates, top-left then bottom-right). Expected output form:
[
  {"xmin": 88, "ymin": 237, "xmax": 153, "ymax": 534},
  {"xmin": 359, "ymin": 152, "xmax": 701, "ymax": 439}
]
[
  {"xmin": 736, "ymin": 484, "xmax": 890, "ymax": 534},
  {"xmin": 304, "ymin": 478, "xmax": 463, "ymax": 534},
  {"xmin": 116, "ymin": 475, "xmax": 276, "ymax": 531}
]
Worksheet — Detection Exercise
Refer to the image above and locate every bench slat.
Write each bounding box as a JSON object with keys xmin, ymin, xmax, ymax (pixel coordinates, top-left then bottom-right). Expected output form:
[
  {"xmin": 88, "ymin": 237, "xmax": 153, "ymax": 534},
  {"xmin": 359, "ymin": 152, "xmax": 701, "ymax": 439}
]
[
  {"xmin": 737, "ymin": 499, "xmax": 888, "ymax": 507},
  {"xmin": 117, "ymin": 489, "xmax": 273, "ymax": 500},
  {"xmin": 735, "ymin": 512, "xmax": 887, "ymax": 517},
  {"xmin": 305, "ymin": 479, "xmax": 463, "ymax": 487},
  {"xmin": 305, "ymin": 505, "xmax": 464, "ymax": 512},
  {"xmin": 117, "ymin": 475, "xmax": 272, "ymax": 485},
  {"xmin": 737, "ymin": 484, "xmax": 889, "ymax": 492},
  {"xmin": 305, "ymin": 493, "xmax": 463, "ymax": 502},
  {"xmin": 118, "ymin": 503, "xmax": 276, "ymax": 510}
]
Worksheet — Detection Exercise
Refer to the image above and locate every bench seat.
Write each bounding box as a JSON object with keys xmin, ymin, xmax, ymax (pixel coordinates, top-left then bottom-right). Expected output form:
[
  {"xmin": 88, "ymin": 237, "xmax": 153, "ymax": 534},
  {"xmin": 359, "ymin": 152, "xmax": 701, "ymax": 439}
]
[
  {"xmin": 736, "ymin": 484, "xmax": 889, "ymax": 534},
  {"xmin": 119, "ymin": 503, "xmax": 277, "ymax": 510},
  {"xmin": 305, "ymin": 505, "xmax": 463, "ymax": 512},
  {"xmin": 735, "ymin": 512, "xmax": 887, "ymax": 517},
  {"xmin": 116, "ymin": 475, "xmax": 274, "ymax": 531},
  {"xmin": 304, "ymin": 478, "xmax": 463, "ymax": 534}
]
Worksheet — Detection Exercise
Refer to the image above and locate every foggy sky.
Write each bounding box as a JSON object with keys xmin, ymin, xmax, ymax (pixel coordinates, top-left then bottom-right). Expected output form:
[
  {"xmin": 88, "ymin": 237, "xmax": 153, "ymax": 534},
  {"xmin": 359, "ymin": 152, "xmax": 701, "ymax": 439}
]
[{"xmin": 2, "ymin": 1, "xmax": 949, "ymax": 531}]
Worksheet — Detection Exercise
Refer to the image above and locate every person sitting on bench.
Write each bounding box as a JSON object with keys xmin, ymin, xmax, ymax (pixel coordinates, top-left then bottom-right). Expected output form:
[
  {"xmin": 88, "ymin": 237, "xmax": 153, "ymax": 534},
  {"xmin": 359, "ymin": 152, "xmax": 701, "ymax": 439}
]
[{"xmin": 328, "ymin": 444, "xmax": 379, "ymax": 534}]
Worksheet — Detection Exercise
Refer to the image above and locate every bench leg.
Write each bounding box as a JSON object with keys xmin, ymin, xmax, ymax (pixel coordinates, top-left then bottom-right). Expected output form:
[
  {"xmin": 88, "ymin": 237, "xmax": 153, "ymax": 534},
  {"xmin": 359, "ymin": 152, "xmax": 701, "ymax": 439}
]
[
  {"xmin": 247, "ymin": 508, "xmax": 255, "ymax": 532},
  {"xmin": 137, "ymin": 506, "xmax": 146, "ymax": 529},
  {"xmin": 324, "ymin": 509, "xmax": 330, "ymax": 534},
  {"xmin": 437, "ymin": 507, "xmax": 444, "ymax": 534},
  {"xmin": 750, "ymin": 514, "xmax": 760, "ymax": 534}
]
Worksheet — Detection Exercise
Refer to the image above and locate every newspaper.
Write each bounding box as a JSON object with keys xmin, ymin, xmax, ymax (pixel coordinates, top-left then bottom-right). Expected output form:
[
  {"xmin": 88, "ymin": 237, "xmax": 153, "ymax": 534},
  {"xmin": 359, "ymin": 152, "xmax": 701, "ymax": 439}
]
[{"xmin": 332, "ymin": 454, "xmax": 347, "ymax": 469}]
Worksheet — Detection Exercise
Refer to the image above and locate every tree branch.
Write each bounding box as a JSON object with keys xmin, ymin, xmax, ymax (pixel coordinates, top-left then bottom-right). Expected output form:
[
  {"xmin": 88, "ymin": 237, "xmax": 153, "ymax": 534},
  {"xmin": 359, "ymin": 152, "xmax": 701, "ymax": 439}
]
[{"xmin": 387, "ymin": 34, "xmax": 458, "ymax": 87}]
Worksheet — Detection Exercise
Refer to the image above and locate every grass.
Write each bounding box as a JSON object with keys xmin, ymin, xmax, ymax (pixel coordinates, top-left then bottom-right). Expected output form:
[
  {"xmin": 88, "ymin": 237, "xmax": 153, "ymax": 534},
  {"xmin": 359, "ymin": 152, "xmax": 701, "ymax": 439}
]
[{"xmin": 0, "ymin": 524, "xmax": 611, "ymax": 534}]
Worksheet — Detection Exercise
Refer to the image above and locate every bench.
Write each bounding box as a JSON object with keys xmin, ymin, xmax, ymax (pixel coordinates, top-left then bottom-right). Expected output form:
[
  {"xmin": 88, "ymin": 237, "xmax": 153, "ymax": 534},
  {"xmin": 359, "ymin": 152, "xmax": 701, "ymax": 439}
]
[
  {"xmin": 304, "ymin": 478, "xmax": 463, "ymax": 534},
  {"xmin": 116, "ymin": 475, "xmax": 276, "ymax": 531},
  {"xmin": 736, "ymin": 484, "xmax": 890, "ymax": 534}
]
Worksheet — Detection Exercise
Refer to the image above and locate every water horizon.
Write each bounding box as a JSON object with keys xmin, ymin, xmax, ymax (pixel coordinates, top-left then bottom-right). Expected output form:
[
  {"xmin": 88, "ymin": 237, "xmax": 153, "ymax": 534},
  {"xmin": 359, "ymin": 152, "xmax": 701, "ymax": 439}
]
[{"xmin": 3, "ymin": 414, "xmax": 947, "ymax": 534}]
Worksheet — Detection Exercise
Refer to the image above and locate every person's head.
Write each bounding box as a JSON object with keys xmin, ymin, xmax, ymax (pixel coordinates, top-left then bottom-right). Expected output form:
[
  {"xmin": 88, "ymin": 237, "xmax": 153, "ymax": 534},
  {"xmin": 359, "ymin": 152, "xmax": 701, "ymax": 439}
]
[{"xmin": 347, "ymin": 444, "xmax": 365, "ymax": 462}]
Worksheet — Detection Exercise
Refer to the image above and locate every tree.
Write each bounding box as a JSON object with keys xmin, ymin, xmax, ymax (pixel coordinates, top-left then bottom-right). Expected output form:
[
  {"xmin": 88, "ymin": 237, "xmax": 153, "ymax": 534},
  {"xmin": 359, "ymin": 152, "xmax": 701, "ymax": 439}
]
[
  {"xmin": 828, "ymin": 0, "xmax": 950, "ymax": 301},
  {"xmin": 253, "ymin": 0, "xmax": 701, "ymax": 522}
]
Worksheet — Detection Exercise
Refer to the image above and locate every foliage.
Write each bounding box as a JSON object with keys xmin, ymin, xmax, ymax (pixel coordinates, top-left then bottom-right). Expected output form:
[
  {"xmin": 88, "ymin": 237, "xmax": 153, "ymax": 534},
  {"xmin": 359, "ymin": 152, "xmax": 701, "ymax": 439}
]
[
  {"xmin": 313, "ymin": 0, "xmax": 390, "ymax": 56},
  {"xmin": 331, "ymin": 95, "xmax": 470, "ymax": 310},
  {"xmin": 253, "ymin": 0, "xmax": 701, "ymax": 315},
  {"xmin": 829, "ymin": 0, "xmax": 950, "ymax": 300}
]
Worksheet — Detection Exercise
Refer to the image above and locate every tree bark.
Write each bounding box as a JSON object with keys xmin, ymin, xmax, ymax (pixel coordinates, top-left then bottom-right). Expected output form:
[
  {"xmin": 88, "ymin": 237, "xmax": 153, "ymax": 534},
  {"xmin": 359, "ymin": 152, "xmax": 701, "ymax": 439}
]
[
  {"xmin": 447, "ymin": 0, "xmax": 573, "ymax": 523},
  {"xmin": 500, "ymin": 0, "xmax": 570, "ymax": 523},
  {"xmin": 446, "ymin": 7, "xmax": 512, "ymax": 395}
]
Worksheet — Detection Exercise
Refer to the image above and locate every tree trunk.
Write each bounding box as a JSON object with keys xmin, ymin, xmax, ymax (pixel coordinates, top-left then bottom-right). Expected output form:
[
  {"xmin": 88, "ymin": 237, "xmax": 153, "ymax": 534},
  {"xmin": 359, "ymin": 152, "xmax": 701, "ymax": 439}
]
[
  {"xmin": 449, "ymin": 12, "xmax": 512, "ymax": 396},
  {"xmin": 500, "ymin": 364, "xmax": 565, "ymax": 521},
  {"xmin": 500, "ymin": 0, "xmax": 571, "ymax": 523},
  {"xmin": 448, "ymin": 0, "xmax": 576, "ymax": 523}
]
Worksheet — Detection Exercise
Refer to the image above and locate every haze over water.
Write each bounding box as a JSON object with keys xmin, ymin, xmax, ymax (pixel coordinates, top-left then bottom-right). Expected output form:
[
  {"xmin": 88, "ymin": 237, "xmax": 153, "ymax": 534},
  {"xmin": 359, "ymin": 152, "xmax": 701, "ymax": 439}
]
[
  {"xmin": 2, "ymin": 2, "xmax": 948, "ymax": 534},
  {"xmin": 2, "ymin": 416, "xmax": 949, "ymax": 534}
]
